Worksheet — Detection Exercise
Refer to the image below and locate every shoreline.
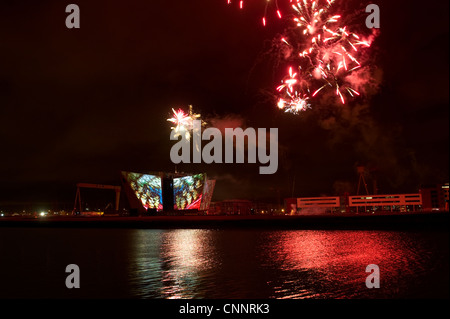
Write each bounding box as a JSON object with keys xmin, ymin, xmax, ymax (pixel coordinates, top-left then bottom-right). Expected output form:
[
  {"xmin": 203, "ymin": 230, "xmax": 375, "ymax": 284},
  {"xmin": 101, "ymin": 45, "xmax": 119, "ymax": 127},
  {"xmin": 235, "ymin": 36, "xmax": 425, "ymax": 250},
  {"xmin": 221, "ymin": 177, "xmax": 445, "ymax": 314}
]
[{"xmin": 0, "ymin": 211, "xmax": 448, "ymax": 230}]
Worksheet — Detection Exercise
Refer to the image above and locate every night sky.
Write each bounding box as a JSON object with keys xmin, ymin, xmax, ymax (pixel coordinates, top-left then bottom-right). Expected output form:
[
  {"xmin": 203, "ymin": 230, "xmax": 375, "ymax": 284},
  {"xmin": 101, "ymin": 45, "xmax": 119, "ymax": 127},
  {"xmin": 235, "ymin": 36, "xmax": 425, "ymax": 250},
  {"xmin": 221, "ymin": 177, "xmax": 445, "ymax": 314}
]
[{"xmin": 0, "ymin": 0, "xmax": 448, "ymax": 211}]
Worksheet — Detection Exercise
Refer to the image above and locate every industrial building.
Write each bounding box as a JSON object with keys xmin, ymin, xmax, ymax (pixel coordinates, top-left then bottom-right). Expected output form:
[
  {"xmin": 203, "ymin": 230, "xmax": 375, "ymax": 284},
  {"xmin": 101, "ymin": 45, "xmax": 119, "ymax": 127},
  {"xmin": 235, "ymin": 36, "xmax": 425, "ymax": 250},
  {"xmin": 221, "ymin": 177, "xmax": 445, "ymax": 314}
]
[
  {"xmin": 208, "ymin": 200, "xmax": 253, "ymax": 215},
  {"xmin": 208, "ymin": 200, "xmax": 283, "ymax": 215},
  {"xmin": 285, "ymin": 193, "xmax": 425, "ymax": 214},
  {"xmin": 420, "ymin": 183, "xmax": 449, "ymax": 211}
]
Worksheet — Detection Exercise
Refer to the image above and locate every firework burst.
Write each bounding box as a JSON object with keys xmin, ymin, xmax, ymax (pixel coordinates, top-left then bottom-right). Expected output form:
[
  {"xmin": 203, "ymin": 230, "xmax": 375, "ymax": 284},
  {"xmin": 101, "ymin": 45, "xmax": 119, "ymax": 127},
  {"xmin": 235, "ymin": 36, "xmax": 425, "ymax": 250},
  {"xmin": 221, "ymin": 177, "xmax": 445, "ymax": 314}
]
[
  {"xmin": 228, "ymin": 0, "xmax": 376, "ymax": 110},
  {"xmin": 277, "ymin": 0, "xmax": 373, "ymax": 106},
  {"xmin": 167, "ymin": 105, "xmax": 205, "ymax": 140},
  {"xmin": 277, "ymin": 92, "xmax": 311, "ymax": 114},
  {"xmin": 276, "ymin": 66, "xmax": 311, "ymax": 114}
]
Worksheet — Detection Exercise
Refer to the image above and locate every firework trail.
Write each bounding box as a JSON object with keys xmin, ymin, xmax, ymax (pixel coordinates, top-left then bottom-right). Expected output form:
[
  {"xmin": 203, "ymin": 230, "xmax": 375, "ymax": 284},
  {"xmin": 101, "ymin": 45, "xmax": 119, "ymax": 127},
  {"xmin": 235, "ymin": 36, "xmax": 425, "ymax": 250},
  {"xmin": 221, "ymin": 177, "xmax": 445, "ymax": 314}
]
[
  {"xmin": 227, "ymin": 0, "xmax": 283, "ymax": 26},
  {"xmin": 167, "ymin": 105, "xmax": 205, "ymax": 140}
]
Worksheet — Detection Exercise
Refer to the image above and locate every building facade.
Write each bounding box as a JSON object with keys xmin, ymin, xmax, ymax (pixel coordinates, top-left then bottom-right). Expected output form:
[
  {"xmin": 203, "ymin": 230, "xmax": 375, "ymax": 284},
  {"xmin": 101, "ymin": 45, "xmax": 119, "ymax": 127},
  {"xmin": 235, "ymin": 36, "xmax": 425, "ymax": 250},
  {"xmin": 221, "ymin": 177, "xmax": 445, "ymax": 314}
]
[{"xmin": 420, "ymin": 184, "xmax": 449, "ymax": 211}]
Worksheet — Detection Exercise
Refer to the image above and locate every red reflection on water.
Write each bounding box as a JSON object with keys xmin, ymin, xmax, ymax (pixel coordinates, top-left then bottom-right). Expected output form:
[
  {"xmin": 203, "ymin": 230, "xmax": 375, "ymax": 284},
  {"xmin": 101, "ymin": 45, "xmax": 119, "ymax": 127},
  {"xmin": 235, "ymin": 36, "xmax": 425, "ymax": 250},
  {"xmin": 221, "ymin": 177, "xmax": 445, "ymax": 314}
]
[
  {"xmin": 128, "ymin": 229, "xmax": 448, "ymax": 299},
  {"xmin": 263, "ymin": 230, "xmax": 429, "ymax": 298}
]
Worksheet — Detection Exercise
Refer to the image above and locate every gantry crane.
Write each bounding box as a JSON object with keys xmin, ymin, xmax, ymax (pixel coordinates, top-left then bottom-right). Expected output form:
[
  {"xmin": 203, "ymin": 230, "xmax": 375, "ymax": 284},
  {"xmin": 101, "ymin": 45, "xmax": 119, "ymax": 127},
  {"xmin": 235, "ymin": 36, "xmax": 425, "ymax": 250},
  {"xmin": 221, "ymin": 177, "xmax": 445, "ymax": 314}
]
[{"xmin": 73, "ymin": 183, "xmax": 121, "ymax": 214}]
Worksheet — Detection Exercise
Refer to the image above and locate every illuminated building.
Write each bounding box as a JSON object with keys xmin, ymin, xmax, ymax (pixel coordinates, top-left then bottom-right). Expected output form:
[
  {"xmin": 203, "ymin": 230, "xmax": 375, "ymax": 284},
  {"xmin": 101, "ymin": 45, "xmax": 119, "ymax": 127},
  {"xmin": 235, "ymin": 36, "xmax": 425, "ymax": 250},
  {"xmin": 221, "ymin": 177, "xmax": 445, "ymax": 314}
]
[
  {"xmin": 348, "ymin": 194, "xmax": 422, "ymax": 213},
  {"xmin": 121, "ymin": 171, "xmax": 215, "ymax": 215},
  {"xmin": 285, "ymin": 193, "xmax": 423, "ymax": 214}
]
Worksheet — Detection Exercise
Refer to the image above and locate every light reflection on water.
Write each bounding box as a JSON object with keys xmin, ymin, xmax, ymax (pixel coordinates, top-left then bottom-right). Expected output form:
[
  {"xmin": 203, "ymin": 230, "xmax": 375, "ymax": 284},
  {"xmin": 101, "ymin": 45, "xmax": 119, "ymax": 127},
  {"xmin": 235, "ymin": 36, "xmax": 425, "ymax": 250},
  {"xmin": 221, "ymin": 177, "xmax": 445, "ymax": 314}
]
[
  {"xmin": 129, "ymin": 229, "xmax": 220, "ymax": 298},
  {"xmin": 261, "ymin": 230, "xmax": 441, "ymax": 299},
  {"xmin": 0, "ymin": 228, "xmax": 447, "ymax": 298},
  {"xmin": 128, "ymin": 229, "xmax": 449, "ymax": 299}
]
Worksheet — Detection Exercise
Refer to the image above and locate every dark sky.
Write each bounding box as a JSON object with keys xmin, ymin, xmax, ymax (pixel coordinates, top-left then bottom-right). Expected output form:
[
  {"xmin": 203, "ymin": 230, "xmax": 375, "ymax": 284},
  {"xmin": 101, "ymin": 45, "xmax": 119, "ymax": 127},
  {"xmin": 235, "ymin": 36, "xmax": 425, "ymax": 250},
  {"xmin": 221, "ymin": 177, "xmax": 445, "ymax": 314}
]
[{"xmin": 0, "ymin": 0, "xmax": 448, "ymax": 211}]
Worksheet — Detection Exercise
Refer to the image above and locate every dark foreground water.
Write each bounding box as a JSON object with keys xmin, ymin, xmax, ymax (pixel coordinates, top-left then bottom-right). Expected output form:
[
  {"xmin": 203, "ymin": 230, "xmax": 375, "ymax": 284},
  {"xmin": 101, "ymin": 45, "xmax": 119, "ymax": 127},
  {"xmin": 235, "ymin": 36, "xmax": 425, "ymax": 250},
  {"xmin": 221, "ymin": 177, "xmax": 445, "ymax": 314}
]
[{"xmin": 0, "ymin": 228, "xmax": 448, "ymax": 299}]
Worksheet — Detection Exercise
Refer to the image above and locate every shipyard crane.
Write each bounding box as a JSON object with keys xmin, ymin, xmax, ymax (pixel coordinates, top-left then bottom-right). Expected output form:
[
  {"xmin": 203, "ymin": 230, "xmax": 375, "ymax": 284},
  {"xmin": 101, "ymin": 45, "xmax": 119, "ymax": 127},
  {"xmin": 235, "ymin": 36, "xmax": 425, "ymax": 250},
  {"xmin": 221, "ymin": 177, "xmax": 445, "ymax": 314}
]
[{"xmin": 73, "ymin": 183, "xmax": 121, "ymax": 214}]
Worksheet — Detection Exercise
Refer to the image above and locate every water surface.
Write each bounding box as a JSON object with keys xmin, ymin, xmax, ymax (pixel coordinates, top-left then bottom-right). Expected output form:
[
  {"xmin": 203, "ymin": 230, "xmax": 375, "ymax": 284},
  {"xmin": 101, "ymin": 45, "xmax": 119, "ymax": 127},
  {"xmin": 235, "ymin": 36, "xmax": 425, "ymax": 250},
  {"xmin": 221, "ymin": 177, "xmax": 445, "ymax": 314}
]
[{"xmin": 0, "ymin": 228, "xmax": 448, "ymax": 298}]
